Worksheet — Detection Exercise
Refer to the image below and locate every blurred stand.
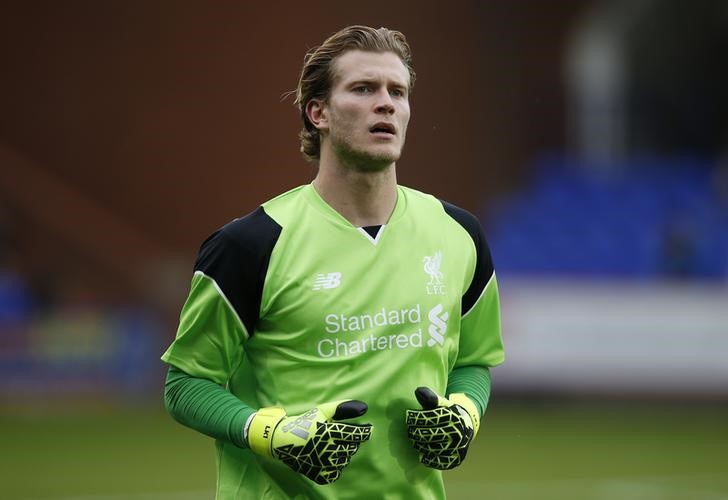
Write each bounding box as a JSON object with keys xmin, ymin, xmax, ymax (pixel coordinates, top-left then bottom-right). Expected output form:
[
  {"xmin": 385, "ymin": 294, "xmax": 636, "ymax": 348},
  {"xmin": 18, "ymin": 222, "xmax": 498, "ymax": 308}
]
[
  {"xmin": 0, "ymin": 1, "xmax": 584, "ymax": 407},
  {"xmin": 1, "ymin": 0, "xmax": 727, "ymax": 407},
  {"xmin": 567, "ymin": 0, "xmax": 728, "ymax": 163},
  {"xmin": 496, "ymin": 278, "xmax": 728, "ymax": 398},
  {"xmin": 485, "ymin": 155, "xmax": 728, "ymax": 399},
  {"xmin": 0, "ymin": 145, "xmax": 187, "ymax": 404},
  {"xmin": 489, "ymin": 0, "xmax": 728, "ymax": 400}
]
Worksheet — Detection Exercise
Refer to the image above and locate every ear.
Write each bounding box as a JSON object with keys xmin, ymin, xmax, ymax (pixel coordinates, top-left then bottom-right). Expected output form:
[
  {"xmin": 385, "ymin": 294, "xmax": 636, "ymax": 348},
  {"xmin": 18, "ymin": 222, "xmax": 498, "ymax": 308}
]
[{"xmin": 306, "ymin": 99, "xmax": 328, "ymax": 131}]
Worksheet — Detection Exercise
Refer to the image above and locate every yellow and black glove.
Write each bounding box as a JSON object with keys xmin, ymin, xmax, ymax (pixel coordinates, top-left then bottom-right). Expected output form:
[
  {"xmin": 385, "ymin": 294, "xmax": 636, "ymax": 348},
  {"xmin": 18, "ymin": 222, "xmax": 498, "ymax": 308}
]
[
  {"xmin": 247, "ymin": 400, "xmax": 372, "ymax": 484},
  {"xmin": 406, "ymin": 387, "xmax": 480, "ymax": 470}
]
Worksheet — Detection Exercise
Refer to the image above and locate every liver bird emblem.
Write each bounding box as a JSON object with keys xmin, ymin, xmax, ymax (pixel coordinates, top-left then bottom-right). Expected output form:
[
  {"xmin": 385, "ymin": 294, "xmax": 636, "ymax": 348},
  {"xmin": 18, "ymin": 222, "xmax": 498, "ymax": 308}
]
[{"xmin": 423, "ymin": 251, "xmax": 443, "ymax": 285}]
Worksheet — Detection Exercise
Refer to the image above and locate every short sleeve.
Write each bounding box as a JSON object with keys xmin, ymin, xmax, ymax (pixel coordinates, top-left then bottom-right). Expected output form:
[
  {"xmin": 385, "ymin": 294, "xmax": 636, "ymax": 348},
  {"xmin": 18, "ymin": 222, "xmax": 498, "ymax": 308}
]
[
  {"xmin": 161, "ymin": 207, "xmax": 282, "ymax": 383},
  {"xmin": 441, "ymin": 201, "xmax": 505, "ymax": 368}
]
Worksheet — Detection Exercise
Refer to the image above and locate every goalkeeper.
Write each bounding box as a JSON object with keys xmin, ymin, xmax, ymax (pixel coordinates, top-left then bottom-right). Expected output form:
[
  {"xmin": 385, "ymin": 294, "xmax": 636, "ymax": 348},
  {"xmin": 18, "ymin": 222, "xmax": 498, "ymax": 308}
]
[{"xmin": 162, "ymin": 25, "xmax": 504, "ymax": 499}]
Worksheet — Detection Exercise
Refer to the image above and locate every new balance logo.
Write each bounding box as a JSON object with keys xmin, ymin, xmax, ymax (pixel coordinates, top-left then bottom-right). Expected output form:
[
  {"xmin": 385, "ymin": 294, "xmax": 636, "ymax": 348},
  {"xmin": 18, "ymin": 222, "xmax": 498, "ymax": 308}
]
[
  {"xmin": 427, "ymin": 303, "xmax": 449, "ymax": 347},
  {"xmin": 312, "ymin": 272, "xmax": 342, "ymax": 291}
]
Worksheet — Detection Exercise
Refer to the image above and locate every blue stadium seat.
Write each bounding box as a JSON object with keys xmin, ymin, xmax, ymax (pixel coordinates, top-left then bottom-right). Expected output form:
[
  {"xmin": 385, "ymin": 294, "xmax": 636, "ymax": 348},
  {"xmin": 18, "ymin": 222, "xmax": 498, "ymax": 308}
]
[{"xmin": 485, "ymin": 156, "xmax": 728, "ymax": 279}]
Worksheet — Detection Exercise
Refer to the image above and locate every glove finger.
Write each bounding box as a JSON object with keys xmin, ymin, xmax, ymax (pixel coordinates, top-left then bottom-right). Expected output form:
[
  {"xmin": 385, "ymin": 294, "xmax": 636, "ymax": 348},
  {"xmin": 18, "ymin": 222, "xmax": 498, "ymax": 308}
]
[
  {"xmin": 407, "ymin": 425, "xmax": 453, "ymax": 443},
  {"xmin": 333, "ymin": 400, "xmax": 368, "ymax": 420},
  {"xmin": 421, "ymin": 452, "xmax": 462, "ymax": 471},
  {"xmin": 414, "ymin": 386, "xmax": 441, "ymax": 410},
  {"xmin": 278, "ymin": 441, "xmax": 358, "ymax": 470},
  {"xmin": 326, "ymin": 422, "xmax": 373, "ymax": 442},
  {"xmin": 411, "ymin": 440, "xmax": 456, "ymax": 454},
  {"xmin": 324, "ymin": 442, "xmax": 362, "ymax": 465},
  {"xmin": 315, "ymin": 399, "xmax": 369, "ymax": 421},
  {"xmin": 311, "ymin": 466, "xmax": 342, "ymax": 485},
  {"xmin": 406, "ymin": 407, "xmax": 454, "ymax": 426},
  {"xmin": 411, "ymin": 427, "xmax": 473, "ymax": 449},
  {"xmin": 309, "ymin": 453, "xmax": 361, "ymax": 484}
]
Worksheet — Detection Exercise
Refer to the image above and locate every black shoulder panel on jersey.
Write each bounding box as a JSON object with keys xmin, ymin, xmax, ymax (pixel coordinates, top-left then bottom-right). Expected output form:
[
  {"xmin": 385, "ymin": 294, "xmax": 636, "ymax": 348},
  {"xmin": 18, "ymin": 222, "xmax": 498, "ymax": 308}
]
[
  {"xmin": 440, "ymin": 200, "xmax": 495, "ymax": 316},
  {"xmin": 194, "ymin": 207, "xmax": 282, "ymax": 336}
]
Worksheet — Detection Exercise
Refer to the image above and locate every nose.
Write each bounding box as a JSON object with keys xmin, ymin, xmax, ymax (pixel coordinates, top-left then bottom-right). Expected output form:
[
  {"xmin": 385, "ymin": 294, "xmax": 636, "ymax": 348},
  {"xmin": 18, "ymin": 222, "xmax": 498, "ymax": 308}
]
[{"xmin": 374, "ymin": 88, "xmax": 395, "ymax": 114}]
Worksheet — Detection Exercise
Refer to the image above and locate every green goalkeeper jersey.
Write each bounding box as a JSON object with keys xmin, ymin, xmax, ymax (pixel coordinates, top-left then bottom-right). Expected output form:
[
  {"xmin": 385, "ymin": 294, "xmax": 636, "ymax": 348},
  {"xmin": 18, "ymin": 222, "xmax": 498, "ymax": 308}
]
[{"xmin": 162, "ymin": 183, "xmax": 504, "ymax": 499}]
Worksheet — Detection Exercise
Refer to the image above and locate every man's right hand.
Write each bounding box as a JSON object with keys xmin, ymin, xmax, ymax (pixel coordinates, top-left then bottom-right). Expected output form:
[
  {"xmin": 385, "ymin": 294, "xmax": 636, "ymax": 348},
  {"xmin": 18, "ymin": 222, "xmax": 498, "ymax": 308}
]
[{"xmin": 247, "ymin": 400, "xmax": 373, "ymax": 484}]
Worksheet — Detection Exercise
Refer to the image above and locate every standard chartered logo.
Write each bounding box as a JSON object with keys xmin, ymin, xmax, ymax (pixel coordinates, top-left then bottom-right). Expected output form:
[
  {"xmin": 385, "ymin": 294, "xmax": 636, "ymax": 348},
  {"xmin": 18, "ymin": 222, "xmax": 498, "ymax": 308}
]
[
  {"xmin": 427, "ymin": 303, "xmax": 449, "ymax": 347},
  {"xmin": 317, "ymin": 304, "xmax": 450, "ymax": 358}
]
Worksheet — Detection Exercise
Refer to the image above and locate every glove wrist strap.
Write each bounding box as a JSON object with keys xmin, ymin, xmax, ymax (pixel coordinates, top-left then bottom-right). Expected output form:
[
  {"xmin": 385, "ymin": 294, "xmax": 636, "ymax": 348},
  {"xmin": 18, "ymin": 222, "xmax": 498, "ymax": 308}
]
[
  {"xmin": 248, "ymin": 407, "xmax": 286, "ymax": 457},
  {"xmin": 449, "ymin": 393, "xmax": 481, "ymax": 436}
]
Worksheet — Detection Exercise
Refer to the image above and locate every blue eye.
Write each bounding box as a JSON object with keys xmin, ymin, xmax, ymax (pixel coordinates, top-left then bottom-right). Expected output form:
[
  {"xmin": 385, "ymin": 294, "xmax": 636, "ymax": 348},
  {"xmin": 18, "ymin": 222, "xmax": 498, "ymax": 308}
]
[{"xmin": 354, "ymin": 86, "xmax": 372, "ymax": 94}]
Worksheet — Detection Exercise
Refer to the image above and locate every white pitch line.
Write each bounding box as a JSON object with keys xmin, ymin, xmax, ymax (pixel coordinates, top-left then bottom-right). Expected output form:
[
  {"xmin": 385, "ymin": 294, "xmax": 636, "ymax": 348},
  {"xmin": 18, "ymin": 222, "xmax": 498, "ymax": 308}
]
[{"xmin": 34, "ymin": 490, "xmax": 212, "ymax": 500}]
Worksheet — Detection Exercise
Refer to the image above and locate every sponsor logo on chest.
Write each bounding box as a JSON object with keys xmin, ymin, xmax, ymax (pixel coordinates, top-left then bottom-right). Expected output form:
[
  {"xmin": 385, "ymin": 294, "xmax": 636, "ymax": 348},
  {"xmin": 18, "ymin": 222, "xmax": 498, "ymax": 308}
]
[
  {"xmin": 317, "ymin": 303, "xmax": 450, "ymax": 358},
  {"xmin": 312, "ymin": 272, "xmax": 342, "ymax": 291},
  {"xmin": 304, "ymin": 250, "xmax": 452, "ymax": 358}
]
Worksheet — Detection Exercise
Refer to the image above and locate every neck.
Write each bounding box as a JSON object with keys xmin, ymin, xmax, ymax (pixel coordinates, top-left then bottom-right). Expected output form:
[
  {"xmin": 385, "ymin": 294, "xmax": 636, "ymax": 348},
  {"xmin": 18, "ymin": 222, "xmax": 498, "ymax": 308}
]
[{"xmin": 312, "ymin": 153, "xmax": 398, "ymax": 227}]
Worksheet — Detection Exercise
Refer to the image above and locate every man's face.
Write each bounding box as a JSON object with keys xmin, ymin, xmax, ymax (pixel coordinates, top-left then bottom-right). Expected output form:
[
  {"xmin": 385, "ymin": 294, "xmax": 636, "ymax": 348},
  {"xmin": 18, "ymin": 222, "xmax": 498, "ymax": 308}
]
[{"xmin": 318, "ymin": 50, "xmax": 411, "ymax": 171}]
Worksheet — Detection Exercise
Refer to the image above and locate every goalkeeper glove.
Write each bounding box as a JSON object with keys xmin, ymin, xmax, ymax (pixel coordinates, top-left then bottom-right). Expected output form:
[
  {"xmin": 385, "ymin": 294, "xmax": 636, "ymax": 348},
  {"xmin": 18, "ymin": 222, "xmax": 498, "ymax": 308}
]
[
  {"xmin": 406, "ymin": 386, "xmax": 481, "ymax": 470},
  {"xmin": 247, "ymin": 400, "xmax": 372, "ymax": 484}
]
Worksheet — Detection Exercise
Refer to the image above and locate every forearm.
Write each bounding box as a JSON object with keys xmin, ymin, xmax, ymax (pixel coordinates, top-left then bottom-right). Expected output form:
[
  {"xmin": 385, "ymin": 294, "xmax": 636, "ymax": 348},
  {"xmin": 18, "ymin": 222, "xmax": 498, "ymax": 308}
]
[
  {"xmin": 164, "ymin": 365, "xmax": 256, "ymax": 448},
  {"xmin": 446, "ymin": 365, "xmax": 492, "ymax": 416}
]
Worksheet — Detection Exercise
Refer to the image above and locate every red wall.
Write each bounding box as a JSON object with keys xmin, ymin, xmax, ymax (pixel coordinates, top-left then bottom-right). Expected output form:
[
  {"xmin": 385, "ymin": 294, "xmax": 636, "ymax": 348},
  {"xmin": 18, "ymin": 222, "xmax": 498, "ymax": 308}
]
[{"xmin": 0, "ymin": 1, "xmax": 584, "ymax": 303}]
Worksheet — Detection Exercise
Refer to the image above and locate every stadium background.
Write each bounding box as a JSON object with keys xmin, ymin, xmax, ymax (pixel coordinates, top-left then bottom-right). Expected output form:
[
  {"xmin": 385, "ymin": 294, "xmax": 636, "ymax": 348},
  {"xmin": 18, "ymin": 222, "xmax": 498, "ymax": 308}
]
[{"xmin": 1, "ymin": 1, "xmax": 727, "ymax": 498}]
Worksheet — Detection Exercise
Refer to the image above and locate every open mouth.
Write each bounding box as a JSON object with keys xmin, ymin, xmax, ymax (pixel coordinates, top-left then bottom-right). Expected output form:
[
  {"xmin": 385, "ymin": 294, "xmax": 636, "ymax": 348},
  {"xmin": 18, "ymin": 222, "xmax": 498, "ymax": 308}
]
[{"xmin": 369, "ymin": 123, "xmax": 396, "ymax": 135}]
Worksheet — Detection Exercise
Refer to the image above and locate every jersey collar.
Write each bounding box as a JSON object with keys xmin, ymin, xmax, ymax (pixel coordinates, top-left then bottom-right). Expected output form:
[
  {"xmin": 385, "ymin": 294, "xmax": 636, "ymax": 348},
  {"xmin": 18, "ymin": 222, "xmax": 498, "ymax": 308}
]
[{"xmin": 303, "ymin": 183, "xmax": 407, "ymax": 228}]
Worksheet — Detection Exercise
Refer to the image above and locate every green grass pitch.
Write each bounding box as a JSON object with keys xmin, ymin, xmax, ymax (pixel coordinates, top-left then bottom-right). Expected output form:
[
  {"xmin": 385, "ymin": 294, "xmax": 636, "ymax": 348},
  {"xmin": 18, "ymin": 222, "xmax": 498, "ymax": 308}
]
[{"xmin": 1, "ymin": 399, "xmax": 726, "ymax": 499}]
